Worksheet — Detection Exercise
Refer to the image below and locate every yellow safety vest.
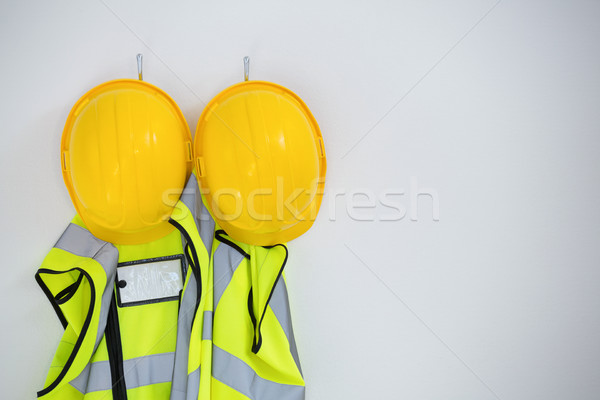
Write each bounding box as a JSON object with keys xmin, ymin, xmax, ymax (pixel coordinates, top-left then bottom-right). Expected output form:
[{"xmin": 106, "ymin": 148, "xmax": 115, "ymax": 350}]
[
  {"xmin": 180, "ymin": 175, "xmax": 305, "ymax": 400},
  {"xmin": 36, "ymin": 177, "xmax": 209, "ymax": 399},
  {"xmin": 37, "ymin": 174, "xmax": 305, "ymax": 400}
]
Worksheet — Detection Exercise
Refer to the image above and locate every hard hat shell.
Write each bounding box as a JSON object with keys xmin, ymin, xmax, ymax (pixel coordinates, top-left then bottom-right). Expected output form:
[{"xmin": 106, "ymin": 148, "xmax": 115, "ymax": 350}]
[
  {"xmin": 61, "ymin": 79, "xmax": 193, "ymax": 245},
  {"xmin": 194, "ymin": 80, "xmax": 326, "ymax": 246}
]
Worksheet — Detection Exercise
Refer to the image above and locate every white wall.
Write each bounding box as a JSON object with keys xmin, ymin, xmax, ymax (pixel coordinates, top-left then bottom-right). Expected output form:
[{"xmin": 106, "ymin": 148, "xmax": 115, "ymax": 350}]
[{"xmin": 2, "ymin": 0, "xmax": 599, "ymax": 399}]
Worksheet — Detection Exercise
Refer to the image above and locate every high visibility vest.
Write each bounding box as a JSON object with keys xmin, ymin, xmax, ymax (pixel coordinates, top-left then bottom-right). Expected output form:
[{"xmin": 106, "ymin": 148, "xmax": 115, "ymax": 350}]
[
  {"xmin": 208, "ymin": 231, "xmax": 306, "ymax": 400},
  {"xmin": 177, "ymin": 176, "xmax": 306, "ymax": 400},
  {"xmin": 35, "ymin": 177, "xmax": 210, "ymax": 400},
  {"xmin": 37, "ymin": 174, "xmax": 305, "ymax": 400}
]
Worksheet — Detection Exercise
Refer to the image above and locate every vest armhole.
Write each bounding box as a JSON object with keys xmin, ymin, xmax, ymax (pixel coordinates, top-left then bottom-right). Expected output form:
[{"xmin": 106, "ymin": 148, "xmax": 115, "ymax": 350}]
[
  {"xmin": 35, "ymin": 267, "xmax": 96, "ymax": 398},
  {"xmin": 35, "ymin": 271, "xmax": 68, "ymax": 329}
]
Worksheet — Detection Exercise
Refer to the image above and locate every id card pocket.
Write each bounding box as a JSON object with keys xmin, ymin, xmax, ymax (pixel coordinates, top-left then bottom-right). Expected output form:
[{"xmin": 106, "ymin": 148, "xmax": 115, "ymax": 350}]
[{"xmin": 116, "ymin": 255, "xmax": 185, "ymax": 307}]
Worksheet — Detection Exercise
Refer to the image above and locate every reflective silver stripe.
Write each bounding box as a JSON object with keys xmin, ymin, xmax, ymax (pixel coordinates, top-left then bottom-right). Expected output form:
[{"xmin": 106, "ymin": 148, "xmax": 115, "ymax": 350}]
[
  {"xmin": 173, "ymin": 175, "xmax": 214, "ymax": 399},
  {"xmin": 186, "ymin": 367, "xmax": 200, "ymax": 400},
  {"xmin": 70, "ymin": 352, "xmax": 175, "ymax": 393},
  {"xmin": 124, "ymin": 352, "xmax": 175, "ymax": 389},
  {"xmin": 213, "ymin": 244, "xmax": 245, "ymax": 310},
  {"xmin": 269, "ymin": 279, "xmax": 303, "ymax": 376},
  {"xmin": 171, "ymin": 368, "xmax": 200, "ymax": 400},
  {"xmin": 55, "ymin": 223, "xmax": 112, "ymax": 261},
  {"xmin": 54, "ymin": 223, "xmax": 118, "ymax": 354},
  {"xmin": 202, "ymin": 310, "xmax": 213, "ymax": 341},
  {"xmin": 70, "ymin": 358, "xmax": 111, "ymax": 393},
  {"xmin": 212, "ymin": 345, "xmax": 305, "ymax": 400},
  {"xmin": 180, "ymin": 174, "xmax": 215, "ymax": 253},
  {"xmin": 170, "ymin": 271, "xmax": 198, "ymax": 397}
]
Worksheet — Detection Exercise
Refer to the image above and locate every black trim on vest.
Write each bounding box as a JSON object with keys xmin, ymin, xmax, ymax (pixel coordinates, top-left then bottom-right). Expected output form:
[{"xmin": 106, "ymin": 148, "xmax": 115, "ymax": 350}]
[
  {"xmin": 250, "ymin": 243, "xmax": 288, "ymax": 354},
  {"xmin": 215, "ymin": 229, "xmax": 250, "ymax": 260},
  {"xmin": 35, "ymin": 271, "xmax": 68, "ymax": 329},
  {"xmin": 169, "ymin": 218, "xmax": 202, "ymax": 320},
  {"xmin": 212, "ymin": 230, "xmax": 288, "ymax": 354},
  {"xmin": 36, "ymin": 268, "xmax": 95, "ymax": 397},
  {"xmin": 105, "ymin": 291, "xmax": 127, "ymax": 399},
  {"xmin": 54, "ymin": 272, "xmax": 84, "ymax": 305},
  {"xmin": 247, "ymin": 287, "xmax": 257, "ymax": 330}
]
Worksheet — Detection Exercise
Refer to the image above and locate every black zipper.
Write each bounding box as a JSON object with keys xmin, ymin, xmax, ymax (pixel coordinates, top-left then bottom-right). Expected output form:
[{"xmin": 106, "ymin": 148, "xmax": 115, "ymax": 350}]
[{"xmin": 105, "ymin": 291, "xmax": 127, "ymax": 399}]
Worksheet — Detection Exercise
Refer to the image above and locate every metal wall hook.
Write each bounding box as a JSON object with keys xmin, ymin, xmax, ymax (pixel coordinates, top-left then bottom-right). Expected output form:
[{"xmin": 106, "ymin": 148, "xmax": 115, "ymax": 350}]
[
  {"xmin": 244, "ymin": 56, "xmax": 250, "ymax": 81},
  {"xmin": 137, "ymin": 54, "xmax": 143, "ymax": 81}
]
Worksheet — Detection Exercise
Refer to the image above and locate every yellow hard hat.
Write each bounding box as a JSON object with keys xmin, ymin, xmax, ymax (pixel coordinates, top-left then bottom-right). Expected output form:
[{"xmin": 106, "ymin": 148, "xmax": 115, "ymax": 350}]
[
  {"xmin": 194, "ymin": 80, "xmax": 326, "ymax": 246},
  {"xmin": 61, "ymin": 79, "xmax": 193, "ymax": 245}
]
